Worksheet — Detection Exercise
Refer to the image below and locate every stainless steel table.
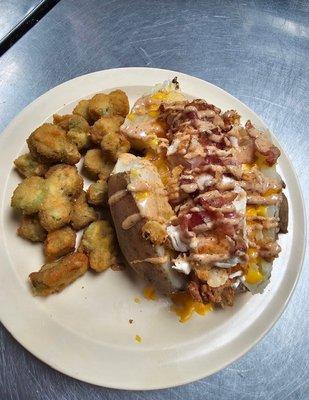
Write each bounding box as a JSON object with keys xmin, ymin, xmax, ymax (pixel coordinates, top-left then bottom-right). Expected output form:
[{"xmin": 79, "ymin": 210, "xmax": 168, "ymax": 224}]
[
  {"xmin": 0, "ymin": 1, "xmax": 308, "ymax": 398},
  {"xmin": 0, "ymin": 0, "xmax": 45, "ymax": 42}
]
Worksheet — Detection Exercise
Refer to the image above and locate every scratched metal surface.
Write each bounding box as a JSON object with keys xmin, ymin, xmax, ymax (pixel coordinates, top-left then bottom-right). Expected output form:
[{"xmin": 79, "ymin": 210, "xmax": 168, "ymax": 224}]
[
  {"xmin": 0, "ymin": 0, "xmax": 44, "ymax": 42},
  {"xmin": 0, "ymin": 0, "xmax": 308, "ymax": 398}
]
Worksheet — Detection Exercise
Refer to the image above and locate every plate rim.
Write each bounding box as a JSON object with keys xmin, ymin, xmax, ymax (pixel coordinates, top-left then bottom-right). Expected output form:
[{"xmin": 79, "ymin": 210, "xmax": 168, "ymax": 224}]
[{"xmin": 0, "ymin": 67, "xmax": 306, "ymax": 390}]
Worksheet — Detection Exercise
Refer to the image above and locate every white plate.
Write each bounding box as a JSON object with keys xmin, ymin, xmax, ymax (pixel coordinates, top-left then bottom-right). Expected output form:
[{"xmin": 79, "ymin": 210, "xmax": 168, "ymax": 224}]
[{"xmin": 0, "ymin": 68, "xmax": 306, "ymax": 390}]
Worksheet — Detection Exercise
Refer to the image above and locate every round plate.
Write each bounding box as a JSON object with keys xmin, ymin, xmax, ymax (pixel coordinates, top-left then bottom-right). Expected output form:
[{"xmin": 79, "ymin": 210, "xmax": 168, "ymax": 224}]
[{"xmin": 0, "ymin": 68, "xmax": 306, "ymax": 390}]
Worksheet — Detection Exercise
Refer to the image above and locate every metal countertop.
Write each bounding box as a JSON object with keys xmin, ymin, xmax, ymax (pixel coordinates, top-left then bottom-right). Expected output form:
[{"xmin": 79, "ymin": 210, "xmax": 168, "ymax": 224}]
[
  {"xmin": 0, "ymin": 0, "xmax": 45, "ymax": 42},
  {"xmin": 0, "ymin": 0, "xmax": 308, "ymax": 399}
]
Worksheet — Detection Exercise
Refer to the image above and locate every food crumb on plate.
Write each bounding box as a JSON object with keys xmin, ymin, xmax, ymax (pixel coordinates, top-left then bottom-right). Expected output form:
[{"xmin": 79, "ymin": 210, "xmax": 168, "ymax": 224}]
[
  {"xmin": 135, "ymin": 334, "xmax": 142, "ymax": 343},
  {"xmin": 129, "ymin": 319, "xmax": 133, "ymax": 324},
  {"xmin": 134, "ymin": 297, "xmax": 141, "ymax": 304}
]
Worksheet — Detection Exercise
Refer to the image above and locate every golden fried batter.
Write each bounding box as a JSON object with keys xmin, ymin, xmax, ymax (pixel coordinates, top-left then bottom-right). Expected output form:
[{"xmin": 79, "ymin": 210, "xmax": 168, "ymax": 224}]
[
  {"xmin": 17, "ymin": 215, "xmax": 47, "ymax": 242},
  {"xmin": 27, "ymin": 123, "xmax": 81, "ymax": 165},
  {"xmin": 71, "ymin": 191, "xmax": 97, "ymax": 230},
  {"xmin": 45, "ymin": 164, "xmax": 83, "ymax": 198},
  {"xmin": 108, "ymin": 90, "xmax": 129, "ymax": 117},
  {"xmin": 83, "ymin": 149, "xmax": 114, "ymax": 180},
  {"xmin": 79, "ymin": 220, "xmax": 117, "ymax": 272},
  {"xmin": 90, "ymin": 115, "xmax": 124, "ymax": 144},
  {"xmin": 88, "ymin": 93, "xmax": 113, "ymax": 122},
  {"xmin": 11, "ymin": 176, "xmax": 47, "ymax": 215},
  {"xmin": 67, "ymin": 129, "xmax": 91, "ymax": 151},
  {"xmin": 53, "ymin": 114, "xmax": 89, "ymax": 132},
  {"xmin": 39, "ymin": 194, "xmax": 71, "ymax": 231},
  {"xmin": 14, "ymin": 153, "xmax": 48, "ymax": 178},
  {"xmin": 29, "ymin": 252, "xmax": 88, "ymax": 296},
  {"xmin": 86, "ymin": 179, "xmax": 108, "ymax": 206},
  {"xmin": 100, "ymin": 131, "xmax": 130, "ymax": 162},
  {"xmin": 44, "ymin": 226, "xmax": 76, "ymax": 261},
  {"xmin": 73, "ymin": 99, "xmax": 91, "ymax": 123}
]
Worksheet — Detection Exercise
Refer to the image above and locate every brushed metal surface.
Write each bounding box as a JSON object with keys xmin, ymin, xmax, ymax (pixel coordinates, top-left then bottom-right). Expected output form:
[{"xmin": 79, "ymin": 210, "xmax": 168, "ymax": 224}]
[
  {"xmin": 0, "ymin": 0, "xmax": 308, "ymax": 398},
  {"xmin": 0, "ymin": 0, "xmax": 44, "ymax": 42}
]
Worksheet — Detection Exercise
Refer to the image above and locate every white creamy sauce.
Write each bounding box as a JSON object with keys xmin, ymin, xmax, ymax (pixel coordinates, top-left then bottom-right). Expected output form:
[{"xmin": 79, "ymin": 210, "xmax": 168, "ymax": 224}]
[
  {"xmin": 233, "ymin": 184, "xmax": 247, "ymax": 214},
  {"xmin": 167, "ymin": 139, "xmax": 180, "ymax": 155},
  {"xmin": 214, "ymin": 256, "xmax": 242, "ymax": 268},
  {"xmin": 166, "ymin": 225, "xmax": 189, "ymax": 252},
  {"xmin": 196, "ymin": 173, "xmax": 214, "ymax": 190},
  {"xmin": 172, "ymin": 256, "xmax": 191, "ymax": 275}
]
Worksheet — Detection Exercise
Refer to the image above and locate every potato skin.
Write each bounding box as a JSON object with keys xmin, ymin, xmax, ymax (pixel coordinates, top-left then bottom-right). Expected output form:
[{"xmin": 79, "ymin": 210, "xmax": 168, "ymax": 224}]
[
  {"xmin": 279, "ymin": 193, "xmax": 288, "ymax": 233},
  {"xmin": 108, "ymin": 172, "xmax": 177, "ymax": 295}
]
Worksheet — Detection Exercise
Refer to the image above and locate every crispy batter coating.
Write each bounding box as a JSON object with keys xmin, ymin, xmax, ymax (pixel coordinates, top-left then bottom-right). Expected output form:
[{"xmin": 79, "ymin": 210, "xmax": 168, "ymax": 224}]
[
  {"xmin": 71, "ymin": 191, "xmax": 97, "ymax": 230},
  {"xmin": 90, "ymin": 115, "xmax": 124, "ymax": 144},
  {"xmin": 39, "ymin": 194, "xmax": 71, "ymax": 231},
  {"xmin": 27, "ymin": 123, "xmax": 81, "ymax": 165},
  {"xmin": 11, "ymin": 176, "xmax": 47, "ymax": 214},
  {"xmin": 67, "ymin": 129, "xmax": 91, "ymax": 151},
  {"xmin": 100, "ymin": 131, "xmax": 130, "ymax": 162},
  {"xmin": 17, "ymin": 215, "xmax": 47, "ymax": 242},
  {"xmin": 79, "ymin": 220, "xmax": 117, "ymax": 272},
  {"xmin": 45, "ymin": 164, "xmax": 83, "ymax": 198},
  {"xmin": 53, "ymin": 114, "xmax": 91, "ymax": 151},
  {"xmin": 87, "ymin": 179, "xmax": 108, "ymax": 206},
  {"xmin": 14, "ymin": 153, "xmax": 48, "ymax": 178},
  {"xmin": 108, "ymin": 90, "xmax": 129, "ymax": 117},
  {"xmin": 73, "ymin": 99, "xmax": 91, "ymax": 123},
  {"xmin": 44, "ymin": 226, "xmax": 76, "ymax": 261},
  {"xmin": 29, "ymin": 252, "xmax": 88, "ymax": 296},
  {"xmin": 141, "ymin": 221, "xmax": 167, "ymax": 245},
  {"xmin": 83, "ymin": 149, "xmax": 114, "ymax": 180},
  {"xmin": 53, "ymin": 114, "xmax": 89, "ymax": 132},
  {"xmin": 88, "ymin": 93, "xmax": 113, "ymax": 122}
]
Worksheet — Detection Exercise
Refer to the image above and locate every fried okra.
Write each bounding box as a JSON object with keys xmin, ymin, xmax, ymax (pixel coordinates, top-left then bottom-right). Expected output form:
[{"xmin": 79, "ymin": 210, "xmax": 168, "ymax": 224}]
[
  {"xmin": 44, "ymin": 226, "xmax": 76, "ymax": 261},
  {"xmin": 73, "ymin": 99, "xmax": 91, "ymax": 123},
  {"xmin": 100, "ymin": 132, "xmax": 130, "ymax": 162},
  {"xmin": 11, "ymin": 176, "xmax": 47, "ymax": 214},
  {"xmin": 108, "ymin": 90, "xmax": 129, "ymax": 117},
  {"xmin": 39, "ymin": 194, "xmax": 72, "ymax": 231},
  {"xmin": 87, "ymin": 179, "xmax": 108, "ymax": 206},
  {"xmin": 45, "ymin": 164, "xmax": 83, "ymax": 198},
  {"xmin": 29, "ymin": 252, "xmax": 88, "ymax": 296},
  {"xmin": 90, "ymin": 115, "xmax": 124, "ymax": 144},
  {"xmin": 14, "ymin": 153, "xmax": 48, "ymax": 178},
  {"xmin": 27, "ymin": 123, "xmax": 81, "ymax": 165},
  {"xmin": 53, "ymin": 114, "xmax": 91, "ymax": 151},
  {"xmin": 71, "ymin": 191, "xmax": 97, "ymax": 230},
  {"xmin": 79, "ymin": 220, "xmax": 117, "ymax": 272},
  {"xmin": 17, "ymin": 215, "xmax": 47, "ymax": 242},
  {"xmin": 83, "ymin": 149, "xmax": 114, "ymax": 180},
  {"xmin": 88, "ymin": 91, "xmax": 129, "ymax": 122},
  {"xmin": 53, "ymin": 114, "xmax": 89, "ymax": 132},
  {"xmin": 88, "ymin": 93, "xmax": 113, "ymax": 122},
  {"xmin": 67, "ymin": 129, "xmax": 91, "ymax": 151}
]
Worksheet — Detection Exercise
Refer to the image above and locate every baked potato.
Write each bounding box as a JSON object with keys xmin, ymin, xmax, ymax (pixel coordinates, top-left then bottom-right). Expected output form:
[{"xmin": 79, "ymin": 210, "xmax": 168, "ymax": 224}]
[{"xmin": 108, "ymin": 154, "xmax": 184, "ymax": 295}]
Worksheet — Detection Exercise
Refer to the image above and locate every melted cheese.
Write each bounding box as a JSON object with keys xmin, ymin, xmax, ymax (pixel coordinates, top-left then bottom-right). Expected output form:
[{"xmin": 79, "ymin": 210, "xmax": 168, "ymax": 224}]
[{"xmin": 171, "ymin": 292, "xmax": 213, "ymax": 323}]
